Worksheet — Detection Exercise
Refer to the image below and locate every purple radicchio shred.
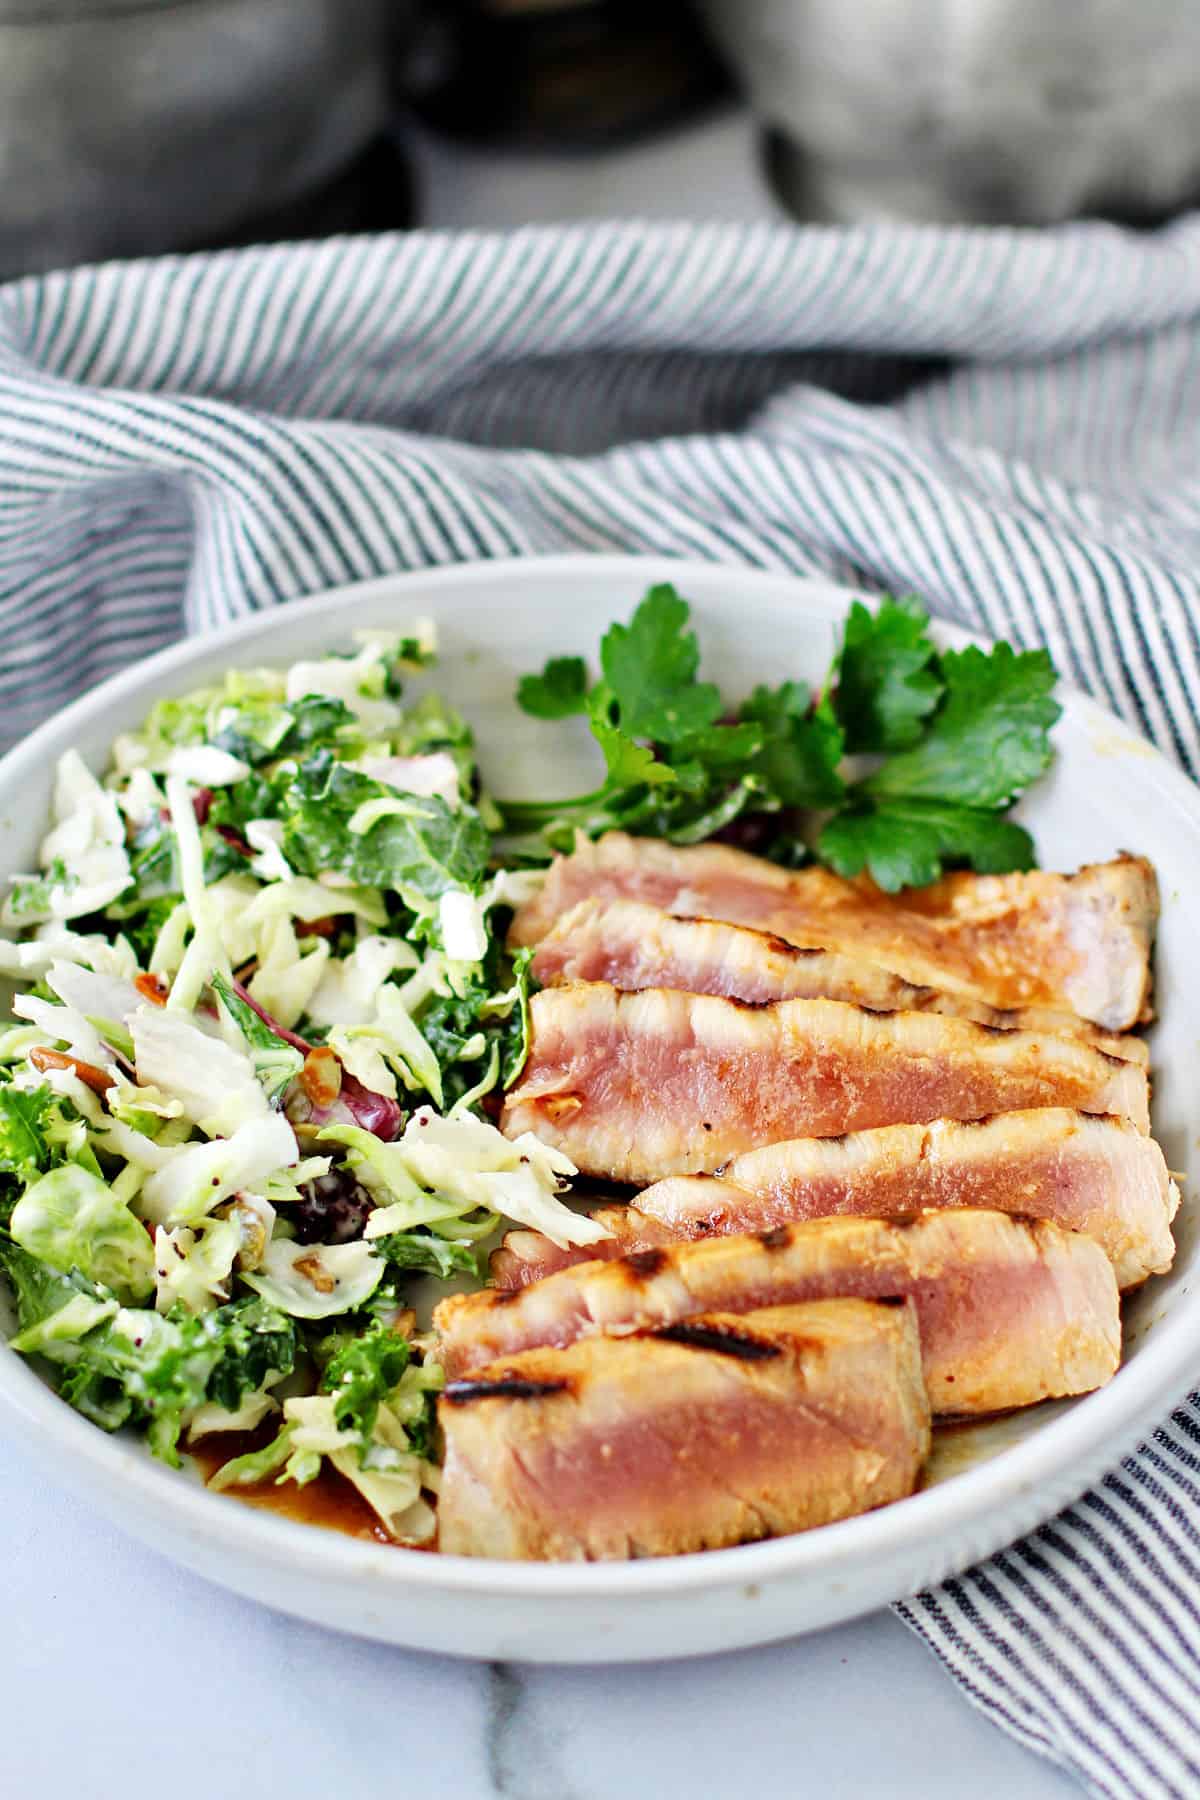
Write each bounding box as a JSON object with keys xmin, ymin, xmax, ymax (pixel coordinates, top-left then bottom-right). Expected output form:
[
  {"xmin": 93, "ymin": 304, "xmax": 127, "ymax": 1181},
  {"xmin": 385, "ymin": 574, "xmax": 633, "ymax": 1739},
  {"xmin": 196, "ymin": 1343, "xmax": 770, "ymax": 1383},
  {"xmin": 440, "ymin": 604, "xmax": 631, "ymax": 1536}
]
[
  {"xmin": 230, "ymin": 982, "xmax": 406, "ymax": 1142},
  {"xmin": 284, "ymin": 1070, "xmax": 405, "ymax": 1144},
  {"xmin": 191, "ymin": 787, "xmax": 214, "ymax": 827},
  {"xmin": 712, "ymin": 807, "xmax": 805, "ymax": 856},
  {"xmin": 215, "ymin": 824, "xmax": 252, "ymax": 857},
  {"xmin": 339, "ymin": 1073, "xmax": 405, "ymax": 1140},
  {"xmin": 231, "ymin": 978, "xmax": 312, "ymax": 1052}
]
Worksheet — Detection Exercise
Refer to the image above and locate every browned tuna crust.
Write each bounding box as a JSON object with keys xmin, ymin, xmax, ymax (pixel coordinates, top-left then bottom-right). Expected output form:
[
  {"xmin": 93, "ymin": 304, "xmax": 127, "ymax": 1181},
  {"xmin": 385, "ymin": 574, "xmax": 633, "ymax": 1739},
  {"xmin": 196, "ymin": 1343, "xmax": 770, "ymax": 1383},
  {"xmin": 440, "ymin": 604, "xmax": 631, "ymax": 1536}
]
[
  {"xmin": 531, "ymin": 897, "xmax": 1146, "ymax": 1063},
  {"xmin": 510, "ymin": 833, "xmax": 1158, "ymax": 1030},
  {"xmin": 501, "ymin": 985, "xmax": 1150, "ymax": 1184},
  {"xmin": 491, "ymin": 1211, "xmax": 681, "ymax": 1288},
  {"xmin": 491, "ymin": 1108, "xmax": 1176, "ymax": 1293},
  {"xmin": 437, "ymin": 1298, "xmax": 931, "ymax": 1560},
  {"xmin": 438, "ymin": 1209, "xmax": 1122, "ymax": 1415}
]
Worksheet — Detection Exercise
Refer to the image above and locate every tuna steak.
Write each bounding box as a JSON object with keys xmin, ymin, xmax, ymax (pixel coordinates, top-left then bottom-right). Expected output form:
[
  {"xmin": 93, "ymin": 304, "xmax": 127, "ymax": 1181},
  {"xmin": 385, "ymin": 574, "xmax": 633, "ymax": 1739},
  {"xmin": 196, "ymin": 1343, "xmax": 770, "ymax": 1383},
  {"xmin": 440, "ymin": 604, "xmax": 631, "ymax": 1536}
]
[
  {"xmin": 437, "ymin": 1209, "xmax": 1122, "ymax": 1415},
  {"xmin": 437, "ymin": 1297, "xmax": 931, "ymax": 1560},
  {"xmin": 501, "ymin": 985, "xmax": 1149, "ymax": 1184},
  {"xmin": 510, "ymin": 833, "xmax": 1158, "ymax": 1030},
  {"xmin": 492, "ymin": 1109, "xmax": 1175, "ymax": 1293}
]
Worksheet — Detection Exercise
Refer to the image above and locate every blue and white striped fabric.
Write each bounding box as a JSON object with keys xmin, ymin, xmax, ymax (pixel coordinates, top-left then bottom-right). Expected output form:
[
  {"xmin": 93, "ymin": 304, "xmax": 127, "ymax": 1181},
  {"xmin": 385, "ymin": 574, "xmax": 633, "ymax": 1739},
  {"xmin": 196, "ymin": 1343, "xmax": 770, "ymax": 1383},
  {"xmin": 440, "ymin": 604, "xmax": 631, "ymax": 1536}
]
[{"xmin": 2, "ymin": 219, "xmax": 1200, "ymax": 1796}]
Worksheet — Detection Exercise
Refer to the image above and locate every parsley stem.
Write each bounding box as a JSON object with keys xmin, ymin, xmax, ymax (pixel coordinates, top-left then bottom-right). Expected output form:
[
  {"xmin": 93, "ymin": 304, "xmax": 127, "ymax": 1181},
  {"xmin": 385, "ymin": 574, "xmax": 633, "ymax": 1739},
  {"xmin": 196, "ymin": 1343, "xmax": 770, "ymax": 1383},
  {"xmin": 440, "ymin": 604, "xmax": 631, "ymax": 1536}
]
[{"xmin": 493, "ymin": 786, "xmax": 614, "ymax": 824}]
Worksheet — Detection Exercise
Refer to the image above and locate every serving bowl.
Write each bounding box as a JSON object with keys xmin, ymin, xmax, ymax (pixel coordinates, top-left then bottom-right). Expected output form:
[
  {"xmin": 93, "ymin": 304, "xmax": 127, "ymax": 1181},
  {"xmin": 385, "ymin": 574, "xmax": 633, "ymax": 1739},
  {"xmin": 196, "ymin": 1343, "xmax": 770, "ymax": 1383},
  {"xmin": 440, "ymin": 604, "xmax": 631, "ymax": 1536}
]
[{"xmin": 1, "ymin": 553, "xmax": 1196, "ymax": 1663}]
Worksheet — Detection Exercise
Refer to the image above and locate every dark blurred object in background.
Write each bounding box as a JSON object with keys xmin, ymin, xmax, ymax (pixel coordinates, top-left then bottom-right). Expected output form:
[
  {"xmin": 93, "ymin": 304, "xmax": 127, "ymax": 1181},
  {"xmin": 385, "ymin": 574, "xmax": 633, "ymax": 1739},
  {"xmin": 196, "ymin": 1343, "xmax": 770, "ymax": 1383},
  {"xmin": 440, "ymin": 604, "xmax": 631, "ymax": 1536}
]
[
  {"xmin": 0, "ymin": 0, "xmax": 729, "ymax": 279},
  {"xmin": 0, "ymin": 0, "xmax": 414, "ymax": 280},
  {"xmin": 10, "ymin": 0, "xmax": 1197, "ymax": 286},
  {"xmin": 399, "ymin": 0, "xmax": 732, "ymax": 151},
  {"xmin": 701, "ymin": 0, "xmax": 1200, "ymax": 227}
]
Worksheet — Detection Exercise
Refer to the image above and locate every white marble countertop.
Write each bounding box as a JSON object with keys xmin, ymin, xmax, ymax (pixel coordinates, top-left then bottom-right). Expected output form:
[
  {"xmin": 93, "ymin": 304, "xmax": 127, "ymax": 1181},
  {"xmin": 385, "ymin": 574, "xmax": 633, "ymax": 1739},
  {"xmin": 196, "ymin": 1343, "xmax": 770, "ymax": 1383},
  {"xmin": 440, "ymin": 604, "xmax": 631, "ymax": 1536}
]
[
  {"xmin": 6, "ymin": 112, "xmax": 1082, "ymax": 1799},
  {"xmin": 5, "ymin": 1430, "xmax": 1077, "ymax": 1799}
]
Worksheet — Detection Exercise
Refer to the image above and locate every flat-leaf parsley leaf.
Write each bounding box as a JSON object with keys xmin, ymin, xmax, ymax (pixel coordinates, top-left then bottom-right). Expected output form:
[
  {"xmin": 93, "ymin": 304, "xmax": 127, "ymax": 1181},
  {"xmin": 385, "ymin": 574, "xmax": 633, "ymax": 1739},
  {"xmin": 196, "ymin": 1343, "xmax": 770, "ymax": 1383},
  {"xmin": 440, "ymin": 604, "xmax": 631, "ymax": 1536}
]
[{"xmin": 506, "ymin": 585, "xmax": 1060, "ymax": 892}]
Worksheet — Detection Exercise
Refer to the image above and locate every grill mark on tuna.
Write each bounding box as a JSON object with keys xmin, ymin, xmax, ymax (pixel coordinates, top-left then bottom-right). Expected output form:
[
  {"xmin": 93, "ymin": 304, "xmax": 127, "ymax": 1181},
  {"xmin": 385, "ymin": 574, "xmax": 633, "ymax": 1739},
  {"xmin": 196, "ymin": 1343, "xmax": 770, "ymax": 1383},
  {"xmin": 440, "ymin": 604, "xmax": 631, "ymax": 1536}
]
[
  {"xmin": 675, "ymin": 914, "xmax": 824, "ymax": 961},
  {"xmin": 443, "ymin": 1376, "xmax": 572, "ymax": 1405},
  {"xmin": 624, "ymin": 1248, "xmax": 669, "ymax": 1278},
  {"xmin": 653, "ymin": 1320, "xmax": 783, "ymax": 1360}
]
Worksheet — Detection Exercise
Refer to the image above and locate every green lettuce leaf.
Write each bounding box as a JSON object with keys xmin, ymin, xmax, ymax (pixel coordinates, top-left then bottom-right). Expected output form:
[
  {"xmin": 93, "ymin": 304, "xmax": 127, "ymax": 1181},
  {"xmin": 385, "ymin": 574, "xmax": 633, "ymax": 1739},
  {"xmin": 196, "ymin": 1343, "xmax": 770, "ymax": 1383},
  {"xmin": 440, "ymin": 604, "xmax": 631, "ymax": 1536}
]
[
  {"xmin": 112, "ymin": 814, "xmax": 248, "ymax": 916},
  {"xmin": 373, "ymin": 1232, "xmax": 482, "ymax": 1281},
  {"xmin": 738, "ymin": 683, "xmax": 845, "ymax": 808},
  {"xmin": 416, "ymin": 944, "xmax": 533, "ymax": 1110},
  {"xmin": 211, "ymin": 973, "xmax": 304, "ymax": 1105},
  {"xmin": 213, "ymin": 693, "xmax": 357, "ymax": 767},
  {"xmin": 504, "ymin": 585, "xmax": 1060, "ymax": 885},
  {"xmin": 0, "ymin": 1082, "xmax": 55, "ymax": 1187},
  {"xmin": 598, "ymin": 586, "xmax": 723, "ymax": 745},
  {"xmin": 208, "ymin": 771, "xmax": 281, "ymax": 833},
  {"xmin": 4, "ymin": 859, "xmax": 75, "ymax": 921},
  {"xmin": 499, "ymin": 585, "xmax": 842, "ymax": 855},
  {"xmin": 319, "ymin": 1316, "xmax": 411, "ymax": 1453}
]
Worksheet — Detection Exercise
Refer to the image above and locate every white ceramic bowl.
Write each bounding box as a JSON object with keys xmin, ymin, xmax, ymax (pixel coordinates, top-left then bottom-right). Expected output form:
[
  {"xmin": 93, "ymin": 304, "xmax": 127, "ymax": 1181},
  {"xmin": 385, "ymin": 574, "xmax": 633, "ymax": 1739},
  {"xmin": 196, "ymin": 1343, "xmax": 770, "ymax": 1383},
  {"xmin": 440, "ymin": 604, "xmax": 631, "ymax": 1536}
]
[{"xmin": 1, "ymin": 554, "xmax": 1197, "ymax": 1663}]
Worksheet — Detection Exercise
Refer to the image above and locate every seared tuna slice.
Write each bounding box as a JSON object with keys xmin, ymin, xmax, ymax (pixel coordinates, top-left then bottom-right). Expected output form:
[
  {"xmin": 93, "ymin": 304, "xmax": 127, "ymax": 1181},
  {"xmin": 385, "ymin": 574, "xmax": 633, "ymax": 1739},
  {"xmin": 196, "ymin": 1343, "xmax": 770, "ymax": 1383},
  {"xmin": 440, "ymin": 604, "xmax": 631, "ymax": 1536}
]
[
  {"xmin": 510, "ymin": 833, "xmax": 1157, "ymax": 1030},
  {"xmin": 437, "ymin": 1297, "xmax": 931, "ymax": 1560},
  {"xmin": 501, "ymin": 985, "xmax": 1149, "ymax": 1184},
  {"xmin": 491, "ymin": 1207, "xmax": 682, "ymax": 1288},
  {"xmin": 494, "ymin": 1109, "xmax": 1173, "ymax": 1292},
  {"xmin": 716, "ymin": 1110, "xmax": 1176, "ymax": 1291},
  {"xmin": 437, "ymin": 1209, "xmax": 1121, "ymax": 1414},
  {"xmin": 531, "ymin": 897, "xmax": 1144, "ymax": 1062},
  {"xmin": 531, "ymin": 897, "xmax": 934, "ymax": 1008}
]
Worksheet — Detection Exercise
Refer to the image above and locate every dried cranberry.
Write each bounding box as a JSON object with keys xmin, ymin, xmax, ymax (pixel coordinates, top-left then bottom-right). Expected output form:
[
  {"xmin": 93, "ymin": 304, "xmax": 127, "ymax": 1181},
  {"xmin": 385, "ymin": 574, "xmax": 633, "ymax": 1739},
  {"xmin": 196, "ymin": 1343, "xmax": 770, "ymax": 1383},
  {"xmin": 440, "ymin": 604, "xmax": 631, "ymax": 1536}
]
[{"xmin": 293, "ymin": 1165, "xmax": 375, "ymax": 1245}]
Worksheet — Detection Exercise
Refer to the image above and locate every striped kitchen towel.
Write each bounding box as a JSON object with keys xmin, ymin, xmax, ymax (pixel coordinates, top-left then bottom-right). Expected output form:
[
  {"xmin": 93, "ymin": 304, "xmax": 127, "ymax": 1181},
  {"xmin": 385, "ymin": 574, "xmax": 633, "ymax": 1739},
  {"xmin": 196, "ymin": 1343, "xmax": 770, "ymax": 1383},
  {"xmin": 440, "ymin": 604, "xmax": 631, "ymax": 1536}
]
[{"xmin": 2, "ymin": 218, "xmax": 1200, "ymax": 1795}]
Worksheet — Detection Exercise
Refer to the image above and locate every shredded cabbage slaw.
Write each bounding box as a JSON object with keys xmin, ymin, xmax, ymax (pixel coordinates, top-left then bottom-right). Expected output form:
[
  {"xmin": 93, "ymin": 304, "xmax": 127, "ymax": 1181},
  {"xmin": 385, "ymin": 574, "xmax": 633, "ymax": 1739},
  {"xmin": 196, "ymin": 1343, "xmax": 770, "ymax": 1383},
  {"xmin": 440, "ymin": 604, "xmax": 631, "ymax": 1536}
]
[{"xmin": 0, "ymin": 625, "xmax": 596, "ymax": 1542}]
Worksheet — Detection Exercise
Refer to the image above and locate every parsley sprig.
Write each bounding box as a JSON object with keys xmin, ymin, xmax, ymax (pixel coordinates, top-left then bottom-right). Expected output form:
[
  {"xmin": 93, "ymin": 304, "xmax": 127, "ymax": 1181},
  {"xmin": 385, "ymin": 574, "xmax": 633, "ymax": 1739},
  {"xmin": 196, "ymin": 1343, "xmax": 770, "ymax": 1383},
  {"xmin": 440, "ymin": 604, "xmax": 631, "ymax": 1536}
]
[
  {"xmin": 819, "ymin": 597, "xmax": 1060, "ymax": 887},
  {"xmin": 502, "ymin": 585, "xmax": 1060, "ymax": 892},
  {"xmin": 502, "ymin": 585, "xmax": 842, "ymax": 851}
]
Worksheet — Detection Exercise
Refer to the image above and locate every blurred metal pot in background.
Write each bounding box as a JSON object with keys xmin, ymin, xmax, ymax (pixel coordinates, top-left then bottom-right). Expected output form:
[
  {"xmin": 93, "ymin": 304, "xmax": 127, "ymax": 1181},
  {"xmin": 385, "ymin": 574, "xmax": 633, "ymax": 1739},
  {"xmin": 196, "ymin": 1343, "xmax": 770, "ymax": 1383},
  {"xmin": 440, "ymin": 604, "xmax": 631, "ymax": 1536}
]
[
  {"xmin": 398, "ymin": 0, "xmax": 731, "ymax": 151},
  {"xmin": 701, "ymin": 0, "xmax": 1200, "ymax": 225},
  {"xmin": 0, "ymin": 0, "xmax": 397, "ymax": 278}
]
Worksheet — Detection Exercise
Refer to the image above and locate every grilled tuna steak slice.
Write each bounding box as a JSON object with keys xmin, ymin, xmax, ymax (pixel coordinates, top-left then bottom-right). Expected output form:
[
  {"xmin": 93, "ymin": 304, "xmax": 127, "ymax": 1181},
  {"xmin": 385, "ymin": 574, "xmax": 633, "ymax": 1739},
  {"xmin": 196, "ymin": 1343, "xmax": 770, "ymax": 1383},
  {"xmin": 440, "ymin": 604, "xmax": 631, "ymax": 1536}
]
[
  {"xmin": 501, "ymin": 985, "xmax": 1149, "ymax": 1184},
  {"xmin": 718, "ymin": 1111, "xmax": 1176, "ymax": 1289},
  {"xmin": 438, "ymin": 1210, "xmax": 1121, "ymax": 1414},
  {"xmin": 492, "ymin": 1109, "xmax": 1175, "ymax": 1293},
  {"xmin": 437, "ymin": 1297, "xmax": 931, "ymax": 1560},
  {"xmin": 510, "ymin": 833, "xmax": 1157, "ymax": 1030},
  {"xmin": 531, "ymin": 897, "xmax": 1144, "ymax": 1062}
]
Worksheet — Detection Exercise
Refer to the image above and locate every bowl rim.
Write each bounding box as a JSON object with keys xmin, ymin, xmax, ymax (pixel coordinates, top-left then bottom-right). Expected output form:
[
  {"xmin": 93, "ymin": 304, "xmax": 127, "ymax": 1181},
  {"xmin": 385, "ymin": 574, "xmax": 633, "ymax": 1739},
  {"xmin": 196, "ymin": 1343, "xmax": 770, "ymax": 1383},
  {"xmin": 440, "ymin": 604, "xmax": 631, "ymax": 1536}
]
[{"xmin": 1, "ymin": 550, "xmax": 1197, "ymax": 1604}]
